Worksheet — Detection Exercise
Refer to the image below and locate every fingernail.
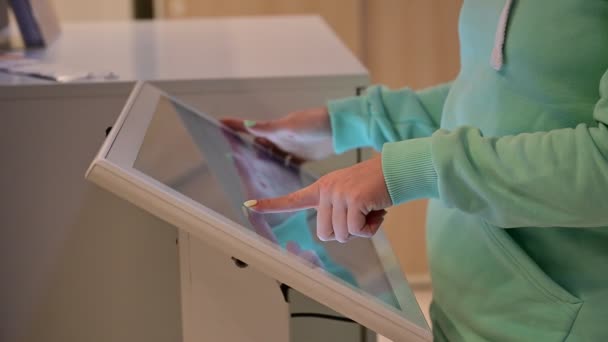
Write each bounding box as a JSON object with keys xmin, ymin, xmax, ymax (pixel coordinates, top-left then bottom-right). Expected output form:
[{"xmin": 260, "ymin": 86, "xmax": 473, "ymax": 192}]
[
  {"xmin": 243, "ymin": 200, "xmax": 258, "ymax": 208},
  {"xmin": 244, "ymin": 120, "xmax": 257, "ymax": 128},
  {"xmin": 241, "ymin": 206, "xmax": 250, "ymax": 218}
]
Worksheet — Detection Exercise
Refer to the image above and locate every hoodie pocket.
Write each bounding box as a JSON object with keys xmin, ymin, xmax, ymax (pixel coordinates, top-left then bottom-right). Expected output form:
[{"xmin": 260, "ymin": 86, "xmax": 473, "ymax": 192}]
[
  {"xmin": 476, "ymin": 221, "xmax": 584, "ymax": 341},
  {"xmin": 428, "ymin": 203, "xmax": 584, "ymax": 341},
  {"xmin": 481, "ymin": 222, "xmax": 581, "ymax": 306}
]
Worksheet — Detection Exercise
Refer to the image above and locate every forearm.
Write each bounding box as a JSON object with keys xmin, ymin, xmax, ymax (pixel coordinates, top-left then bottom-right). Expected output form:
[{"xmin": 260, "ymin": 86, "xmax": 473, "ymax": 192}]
[
  {"xmin": 382, "ymin": 69, "xmax": 608, "ymax": 228},
  {"xmin": 328, "ymin": 82, "xmax": 452, "ymax": 154},
  {"xmin": 432, "ymin": 124, "xmax": 608, "ymax": 227}
]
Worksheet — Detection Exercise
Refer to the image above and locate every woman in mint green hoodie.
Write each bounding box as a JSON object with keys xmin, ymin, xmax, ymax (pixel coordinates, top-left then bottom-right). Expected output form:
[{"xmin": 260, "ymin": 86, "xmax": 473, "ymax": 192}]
[{"xmin": 224, "ymin": 1, "xmax": 608, "ymax": 340}]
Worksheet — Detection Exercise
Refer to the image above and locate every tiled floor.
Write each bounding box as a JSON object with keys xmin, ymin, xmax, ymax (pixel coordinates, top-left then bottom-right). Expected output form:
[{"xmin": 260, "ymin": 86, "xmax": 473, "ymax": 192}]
[{"xmin": 377, "ymin": 288, "xmax": 432, "ymax": 342}]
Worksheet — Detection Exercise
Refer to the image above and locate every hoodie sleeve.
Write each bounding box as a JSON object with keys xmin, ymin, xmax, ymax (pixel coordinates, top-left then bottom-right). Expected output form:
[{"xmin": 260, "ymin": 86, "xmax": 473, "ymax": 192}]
[
  {"xmin": 327, "ymin": 82, "xmax": 451, "ymax": 154},
  {"xmin": 382, "ymin": 69, "xmax": 608, "ymax": 228}
]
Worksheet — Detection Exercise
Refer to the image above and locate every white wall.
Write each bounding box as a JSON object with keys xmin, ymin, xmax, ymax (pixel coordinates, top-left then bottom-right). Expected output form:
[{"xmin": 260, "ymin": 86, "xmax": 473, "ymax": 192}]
[{"xmin": 50, "ymin": 0, "xmax": 132, "ymax": 21}]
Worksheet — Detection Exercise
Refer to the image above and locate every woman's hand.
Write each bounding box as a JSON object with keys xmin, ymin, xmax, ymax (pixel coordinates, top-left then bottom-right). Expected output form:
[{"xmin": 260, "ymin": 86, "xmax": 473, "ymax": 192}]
[
  {"xmin": 221, "ymin": 107, "xmax": 334, "ymax": 163},
  {"xmin": 244, "ymin": 157, "xmax": 392, "ymax": 243}
]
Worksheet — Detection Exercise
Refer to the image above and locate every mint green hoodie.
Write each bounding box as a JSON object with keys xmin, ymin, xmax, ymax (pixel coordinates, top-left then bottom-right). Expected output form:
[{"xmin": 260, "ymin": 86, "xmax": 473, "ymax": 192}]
[{"xmin": 327, "ymin": 1, "xmax": 608, "ymax": 340}]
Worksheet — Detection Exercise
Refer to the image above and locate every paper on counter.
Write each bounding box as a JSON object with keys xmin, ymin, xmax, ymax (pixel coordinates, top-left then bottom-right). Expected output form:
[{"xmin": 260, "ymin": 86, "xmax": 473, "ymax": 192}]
[{"xmin": 0, "ymin": 52, "xmax": 118, "ymax": 82}]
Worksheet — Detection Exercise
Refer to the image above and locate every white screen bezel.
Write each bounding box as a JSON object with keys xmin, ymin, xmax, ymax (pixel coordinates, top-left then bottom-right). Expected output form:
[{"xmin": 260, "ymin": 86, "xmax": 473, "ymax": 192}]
[{"xmin": 85, "ymin": 82, "xmax": 431, "ymax": 342}]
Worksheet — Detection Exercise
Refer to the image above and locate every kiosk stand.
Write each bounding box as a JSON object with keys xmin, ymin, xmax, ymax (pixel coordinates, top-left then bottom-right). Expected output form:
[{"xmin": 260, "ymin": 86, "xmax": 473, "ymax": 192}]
[
  {"xmin": 85, "ymin": 82, "xmax": 431, "ymax": 342},
  {"xmin": 0, "ymin": 17, "xmax": 403, "ymax": 342}
]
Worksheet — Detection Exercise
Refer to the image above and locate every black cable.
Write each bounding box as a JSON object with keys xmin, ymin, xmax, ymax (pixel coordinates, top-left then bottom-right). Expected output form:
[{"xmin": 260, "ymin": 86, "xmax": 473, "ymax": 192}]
[
  {"xmin": 290, "ymin": 312, "xmax": 357, "ymax": 323},
  {"xmin": 285, "ymin": 283, "xmax": 368, "ymax": 339}
]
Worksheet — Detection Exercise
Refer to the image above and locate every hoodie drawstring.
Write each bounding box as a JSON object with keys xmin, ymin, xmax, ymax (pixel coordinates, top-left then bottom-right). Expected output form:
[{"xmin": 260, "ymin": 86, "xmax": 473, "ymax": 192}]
[{"xmin": 491, "ymin": 0, "xmax": 514, "ymax": 71}]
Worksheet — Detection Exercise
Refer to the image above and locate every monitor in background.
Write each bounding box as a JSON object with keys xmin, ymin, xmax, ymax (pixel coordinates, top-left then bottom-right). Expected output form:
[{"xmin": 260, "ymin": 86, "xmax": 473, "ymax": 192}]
[
  {"xmin": 0, "ymin": 0, "xmax": 8, "ymax": 47},
  {"xmin": 8, "ymin": 0, "xmax": 60, "ymax": 47},
  {"xmin": 0, "ymin": 0, "xmax": 7, "ymax": 28}
]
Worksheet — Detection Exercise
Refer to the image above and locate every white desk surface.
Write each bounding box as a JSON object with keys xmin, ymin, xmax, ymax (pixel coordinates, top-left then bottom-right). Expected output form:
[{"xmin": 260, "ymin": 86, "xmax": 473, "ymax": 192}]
[{"xmin": 0, "ymin": 16, "xmax": 366, "ymax": 85}]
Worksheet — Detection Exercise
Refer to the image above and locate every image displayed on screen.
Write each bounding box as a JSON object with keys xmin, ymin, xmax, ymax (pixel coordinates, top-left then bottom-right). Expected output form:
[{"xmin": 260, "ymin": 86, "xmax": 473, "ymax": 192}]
[{"xmin": 132, "ymin": 93, "xmax": 428, "ymax": 329}]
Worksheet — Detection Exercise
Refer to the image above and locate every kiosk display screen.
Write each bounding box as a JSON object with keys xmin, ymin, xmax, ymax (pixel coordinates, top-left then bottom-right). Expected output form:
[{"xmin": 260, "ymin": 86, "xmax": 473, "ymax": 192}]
[{"xmin": 88, "ymin": 83, "xmax": 431, "ymax": 341}]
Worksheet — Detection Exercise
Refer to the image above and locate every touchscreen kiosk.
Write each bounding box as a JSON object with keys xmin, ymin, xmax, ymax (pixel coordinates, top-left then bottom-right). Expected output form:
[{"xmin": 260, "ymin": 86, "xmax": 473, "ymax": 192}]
[{"xmin": 86, "ymin": 82, "xmax": 432, "ymax": 342}]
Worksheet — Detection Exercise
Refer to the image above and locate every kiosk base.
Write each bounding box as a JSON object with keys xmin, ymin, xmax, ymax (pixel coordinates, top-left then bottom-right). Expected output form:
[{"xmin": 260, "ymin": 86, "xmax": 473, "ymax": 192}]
[{"xmin": 179, "ymin": 231, "xmax": 376, "ymax": 342}]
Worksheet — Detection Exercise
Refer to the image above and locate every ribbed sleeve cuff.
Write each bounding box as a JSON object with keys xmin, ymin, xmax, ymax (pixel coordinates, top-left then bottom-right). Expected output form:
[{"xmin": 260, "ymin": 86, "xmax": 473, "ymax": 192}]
[
  {"xmin": 327, "ymin": 96, "xmax": 371, "ymax": 154},
  {"xmin": 381, "ymin": 137, "xmax": 439, "ymax": 205}
]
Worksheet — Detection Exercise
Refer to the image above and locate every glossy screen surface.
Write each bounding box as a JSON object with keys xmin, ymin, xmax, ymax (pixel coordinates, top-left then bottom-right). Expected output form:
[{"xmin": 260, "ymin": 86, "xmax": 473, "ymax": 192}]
[{"xmin": 131, "ymin": 93, "xmax": 428, "ymax": 329}]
